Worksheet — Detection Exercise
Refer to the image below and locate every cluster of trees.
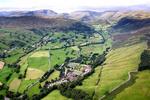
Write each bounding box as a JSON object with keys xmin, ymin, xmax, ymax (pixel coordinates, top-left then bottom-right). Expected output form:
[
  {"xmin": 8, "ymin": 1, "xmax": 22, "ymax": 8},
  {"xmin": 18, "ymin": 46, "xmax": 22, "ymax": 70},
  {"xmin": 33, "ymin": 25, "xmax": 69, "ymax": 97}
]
[
  {"xmin": 39, "ymin": 69, "xmax": 54, "ymax": 82},
  {"xmin": 0, "ymin": 84, "xmax": 9, "ymax": 99},
  {"xmin": 59, "ymin": 87, "xmax": 91, "ymax": 100},
  {"xmin": 138, "ymin": 50, "xmax": 150, "ymax": 71},
  {"xmin": 91, "ymin": 52, "xmax": 106, "ymax": 67},
  {"xmin": 0, "ymin": 52, "xmax": 11, "ymax": 58},
  {"xmin": 57, "ymin": 76, "xmax": 92, "ymax": 100},
  {"xmin": 71, "ymin": 52, "xmax": 106, "ymax": 68}
]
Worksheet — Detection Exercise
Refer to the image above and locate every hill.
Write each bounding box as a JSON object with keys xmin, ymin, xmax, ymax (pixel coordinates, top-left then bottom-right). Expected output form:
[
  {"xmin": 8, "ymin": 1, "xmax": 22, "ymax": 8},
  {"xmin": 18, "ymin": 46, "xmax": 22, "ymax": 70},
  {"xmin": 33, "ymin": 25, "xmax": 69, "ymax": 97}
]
[
  {"xmin": 0, "ymin": 10, "xmax": 57, "ymax": 17},
  {"xmin": 0, "ymin": 8, "xmax": 150, "ymax": 25},
  {"xmin": 112, "ymin": 17, "xmax": 150, "ymax": 32},
  {"xmin": 0, "ymin": 16, "xmax": 94, "ymax": 33}
]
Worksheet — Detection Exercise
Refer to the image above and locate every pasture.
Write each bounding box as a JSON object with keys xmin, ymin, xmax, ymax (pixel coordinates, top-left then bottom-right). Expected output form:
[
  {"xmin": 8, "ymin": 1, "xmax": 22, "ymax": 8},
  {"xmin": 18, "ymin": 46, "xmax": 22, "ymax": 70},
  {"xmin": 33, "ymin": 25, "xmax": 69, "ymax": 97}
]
[
  {"xmin": 18, "ymin": 79, "xmax": 38, "ymax": 93},
  {"xmin": 42, "ymin": 90, "xmax": 68, "ymax": 100},
  {"xmin": 115, "ymin": 70, "xmax": 150, "ymax": 100},
  {"xmin": 25, "ymin": 68, "xmax": 44, "ymax": 80},
  {"xmin": 9, "ymin": 78, "xmax": 21, "ymax": 92},
  {"xmin": 30, "ymin": 51, "xmax": 49, "ymax": 57}
]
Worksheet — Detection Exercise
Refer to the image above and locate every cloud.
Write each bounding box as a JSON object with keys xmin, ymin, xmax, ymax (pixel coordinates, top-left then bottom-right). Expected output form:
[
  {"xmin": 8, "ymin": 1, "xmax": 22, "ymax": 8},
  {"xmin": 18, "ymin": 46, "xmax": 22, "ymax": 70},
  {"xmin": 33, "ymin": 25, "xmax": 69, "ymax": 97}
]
[{"xmin": 0, "ymin": 0, "xmax": 150, "ymax": 12}]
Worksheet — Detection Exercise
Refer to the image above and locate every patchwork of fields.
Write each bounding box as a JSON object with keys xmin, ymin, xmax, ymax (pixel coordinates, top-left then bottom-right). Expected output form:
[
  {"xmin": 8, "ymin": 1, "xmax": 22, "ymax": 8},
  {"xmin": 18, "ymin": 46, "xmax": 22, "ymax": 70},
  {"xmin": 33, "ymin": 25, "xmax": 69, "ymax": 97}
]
[
  {"xmin": 1, "ymin": 25, "xmax": 148, "ymax": 100},
  {"xmin": 0, "ymin": 31, "xmax": 107, "ymax": 98}
]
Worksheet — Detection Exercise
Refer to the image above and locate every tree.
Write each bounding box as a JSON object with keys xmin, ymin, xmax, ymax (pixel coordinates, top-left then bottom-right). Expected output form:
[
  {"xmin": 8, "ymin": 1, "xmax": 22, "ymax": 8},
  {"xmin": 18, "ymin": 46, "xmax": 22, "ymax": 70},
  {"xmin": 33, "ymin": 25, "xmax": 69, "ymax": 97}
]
[
  {"xmin": 65, "ymin": 57, "xmax": 71, "ymax": 63},
  {"xmin": 138, "ymin": 50, "xmax": 150, "ymax": 71},
  {"xmin": 18, "ymin": 74, "xmax": 23, "ymax": 79}
]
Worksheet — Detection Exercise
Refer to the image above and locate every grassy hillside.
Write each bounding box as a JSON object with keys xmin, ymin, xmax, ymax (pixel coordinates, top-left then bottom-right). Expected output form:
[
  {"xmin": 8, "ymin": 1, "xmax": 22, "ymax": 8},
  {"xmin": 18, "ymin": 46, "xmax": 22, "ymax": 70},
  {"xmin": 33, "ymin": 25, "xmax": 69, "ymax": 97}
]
[
  {"xmin": 93, "ymin": 42, "xmax": 147, "ymax": 99},
  {"xmin": 115, "ymin": 70, "xmax": 150, "ymax": 100},
  {"xmin": 75, "ymin": 41, "xmax": 146, "ymax": 99}
]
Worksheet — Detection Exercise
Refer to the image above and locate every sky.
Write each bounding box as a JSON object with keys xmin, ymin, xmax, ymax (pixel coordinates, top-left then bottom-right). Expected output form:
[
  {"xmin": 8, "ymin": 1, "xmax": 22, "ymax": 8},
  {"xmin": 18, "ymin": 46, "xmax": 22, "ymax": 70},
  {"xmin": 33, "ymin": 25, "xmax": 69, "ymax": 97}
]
[{"xmin": 0, "ymin": 0, "xmax": 150, "ymax": 12}]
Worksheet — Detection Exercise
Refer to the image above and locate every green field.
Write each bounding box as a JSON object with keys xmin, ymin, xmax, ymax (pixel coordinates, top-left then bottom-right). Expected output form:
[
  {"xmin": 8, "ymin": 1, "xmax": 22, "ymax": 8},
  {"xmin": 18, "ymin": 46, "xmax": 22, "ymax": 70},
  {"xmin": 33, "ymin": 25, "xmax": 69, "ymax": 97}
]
[
  {"xmin": 115, "ymin": 70, "xmax": 150, "ymax": 100},
  {"xmin": 41, "ymin": 70, "xmax": 60, "ymax": 86},
  {"xmin": 18, "ymin": 79, "xmax": 38, "ymax": 93},
  {"xmin": 42, "ymin": 90, "xmax": 69, "ymax": 100},
  {"xmin": 27, "ymin": 82, "xmax": 41, "ymax": 98},
  {"xmin": 0, "ymin": 66, "xmax": 12, "ymax": 83},
  {"xmin": 81, "ymin": 44, "xmax": 104, "ymax": 55},
  {"xmin": 28, "ymin": 57, "xmax": 49, "ymax": 71},
  {"xmin": 9, "ymin": 78, "xmax": 21, "ymax": 92},
  {"xmin": 25, "ymin": 68, "xmax": 44, "ymax": 80}
]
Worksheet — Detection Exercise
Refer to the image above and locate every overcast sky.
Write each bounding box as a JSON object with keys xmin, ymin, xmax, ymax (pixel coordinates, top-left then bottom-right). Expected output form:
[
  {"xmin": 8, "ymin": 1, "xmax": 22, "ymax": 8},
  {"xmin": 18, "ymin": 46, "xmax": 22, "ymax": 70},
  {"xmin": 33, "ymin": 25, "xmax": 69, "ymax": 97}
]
[{"xmin": 0, "ymin": 0, "xmax": 150, "ymax": 12}]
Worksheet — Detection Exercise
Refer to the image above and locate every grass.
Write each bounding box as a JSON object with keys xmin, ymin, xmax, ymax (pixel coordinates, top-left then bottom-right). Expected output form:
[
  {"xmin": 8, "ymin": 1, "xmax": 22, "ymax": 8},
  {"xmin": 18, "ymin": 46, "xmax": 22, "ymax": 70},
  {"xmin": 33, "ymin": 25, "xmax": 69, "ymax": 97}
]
[
  {"xmin": 27, "ymin": 82, "xmax": 41, "ymax": 98},
  {"xmin": 71, "ymin": 46, "xmax": 79, "ymax": 51},
  {"xmin": 7, "ymin": 72, "xmax": 18, "ymax": 85},
  {"xmin": 17, "ymin": 78, "xmax": 40, "ymax": 98},
  {"xmin": 27, "ymin": 48, "xmax": 76, "ymax": 71},
  {"xmin": 41, "ymin": 70, "xmax": 60, "ymax": 86},
  {"xmin": 81, "ymin": 44, "xmax": 104, "ymax": 55},
  {"xmin": 47, "ymin": 70, "xmax": 60, "ymax": 81},
  {"xmin": 25, "ymin": 68, "xmax": 44, "ymax": 80},
  {"xmin": 93, "ymin": 42, "xmax": 147, "ymax": 99},
  {"xmin": 28, "ymin": 57, "xmax": 49, "ymax": 71},
  {"xmin": 30, "ymin": 51, "xmax": 49, "ymax": 57},
  {"xmin": 18, "ymin": 79, "xmax": 38, "ymax": 93},
  {"xmin": 50, "ymin": 48, "xmax": 76, "ymax": 66},
  {"xmin": 0, "ymin": 66, "xmax": 12, "ymax": 83},
  {"xmin": 9, "ymin": 78, "xmax": 21, "ymax": 92},
  {"xmin": 4, "ymin": 49, "xmax": 24, "ymax": 64},
  {"xmin": 115, "ymin": 70, "xmax": 150, "ymax": 100},
  {"xmin": 19, "ymin": 52, "xmax": 33, "ymax": 75},
  {"xmin": 42, "ymin": 90, "xmax": 68, "ymax": 100}
]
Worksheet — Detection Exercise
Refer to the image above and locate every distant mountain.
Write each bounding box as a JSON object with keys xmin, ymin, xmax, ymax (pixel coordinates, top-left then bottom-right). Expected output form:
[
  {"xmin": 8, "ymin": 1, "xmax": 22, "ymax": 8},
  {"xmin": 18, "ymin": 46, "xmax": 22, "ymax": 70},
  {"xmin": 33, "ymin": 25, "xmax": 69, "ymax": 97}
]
[
  {"xmin": 68, "ymin": 11, "xmax": 100, "ymax": 21},
  {"xmin": 0, "ymin": 5, "xmax": 150, "ymax": 25},
  {"xmin": 0, "ymin": 9, "xmax": 57, "ymax": 17}
]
